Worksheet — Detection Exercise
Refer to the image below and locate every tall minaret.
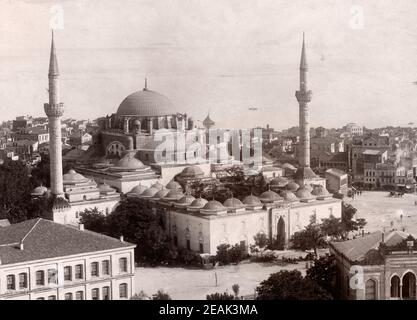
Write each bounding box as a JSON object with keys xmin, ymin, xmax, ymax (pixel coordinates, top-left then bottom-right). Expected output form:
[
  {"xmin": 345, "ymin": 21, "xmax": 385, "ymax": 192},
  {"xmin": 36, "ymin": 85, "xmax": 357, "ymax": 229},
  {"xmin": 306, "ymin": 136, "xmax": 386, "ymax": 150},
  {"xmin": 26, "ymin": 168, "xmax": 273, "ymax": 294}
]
[
  {"xmin": 44, "ymin": 31, "xmax": 64, "ymax": 196},
  {"xmin": 295, "ymin": 33, "xmax": 313, "ymax": 168}
]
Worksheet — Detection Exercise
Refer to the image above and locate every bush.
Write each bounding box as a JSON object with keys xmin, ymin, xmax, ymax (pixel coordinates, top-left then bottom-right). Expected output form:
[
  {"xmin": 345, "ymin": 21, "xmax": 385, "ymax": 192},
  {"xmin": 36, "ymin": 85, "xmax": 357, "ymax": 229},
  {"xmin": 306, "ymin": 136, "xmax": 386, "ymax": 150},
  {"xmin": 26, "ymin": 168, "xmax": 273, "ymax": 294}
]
[
  {"xmin": 206, "ymin": 292, "xmax": 235, "ymax": 300},
  {"xmin": 130, "ymin": 291, "xmax": 149, "ymax": 300},
  {"xmin": 250, "ymin": 250, "xmax": 276, "ymax": 263},
  {"xmin": 253, "ymin": 233, "xmax": 269, "ymax": 248},
  {"xmin": 152, "ymin": 290, "xmax": 172, "ymax": 300},
  {"xmin": 215, "ymin": 244, "xmax": 246, "ymax": 265}
]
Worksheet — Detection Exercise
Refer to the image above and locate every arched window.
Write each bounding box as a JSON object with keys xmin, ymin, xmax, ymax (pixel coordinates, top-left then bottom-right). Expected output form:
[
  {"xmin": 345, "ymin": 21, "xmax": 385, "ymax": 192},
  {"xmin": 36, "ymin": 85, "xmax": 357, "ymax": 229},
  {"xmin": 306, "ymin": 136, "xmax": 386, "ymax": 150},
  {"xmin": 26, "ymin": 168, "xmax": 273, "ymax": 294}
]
[
  {"xmin": 365, "ymin": 279, "xmax": 377, "ymax": 300},
  {"xmin": 391, "ymin": 275, "xmax": 401, "ymax": 298},
  {"xmin": 402, "ymin": 272, "xmax": 416, "ymax": 300}
]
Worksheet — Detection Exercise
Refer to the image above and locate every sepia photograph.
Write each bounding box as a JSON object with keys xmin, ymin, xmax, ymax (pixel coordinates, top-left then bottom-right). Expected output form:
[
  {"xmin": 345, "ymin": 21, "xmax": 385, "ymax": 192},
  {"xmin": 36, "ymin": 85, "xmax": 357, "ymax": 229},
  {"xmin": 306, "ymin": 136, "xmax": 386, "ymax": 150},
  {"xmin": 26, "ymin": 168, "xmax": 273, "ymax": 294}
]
[{"xmin": 0, "ymin": 0, "xmax": 417, "ymax": 312}]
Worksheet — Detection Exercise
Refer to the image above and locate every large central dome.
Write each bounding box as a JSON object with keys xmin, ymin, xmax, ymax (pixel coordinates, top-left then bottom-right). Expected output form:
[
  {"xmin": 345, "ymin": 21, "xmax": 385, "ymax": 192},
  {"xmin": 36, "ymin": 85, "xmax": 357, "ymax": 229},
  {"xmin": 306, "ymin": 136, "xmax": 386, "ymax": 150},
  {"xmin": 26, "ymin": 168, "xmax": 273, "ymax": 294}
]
[{"xmin": 117, "ymin": 88, "xmax": 176, "ymax": 117}]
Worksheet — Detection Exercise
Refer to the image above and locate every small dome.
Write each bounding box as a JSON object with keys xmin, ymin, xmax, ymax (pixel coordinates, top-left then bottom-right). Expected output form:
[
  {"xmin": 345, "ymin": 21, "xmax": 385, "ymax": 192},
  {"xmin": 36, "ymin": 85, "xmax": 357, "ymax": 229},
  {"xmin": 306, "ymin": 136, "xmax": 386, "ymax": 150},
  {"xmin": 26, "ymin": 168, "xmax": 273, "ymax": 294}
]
[
  {"xmin": 296, "ymin": 187, "xmax": 314, "ymax": 199},
  {"xmin": 286, "ymin": 181, "xmax": 300, "ymax": 192},
  {"xmin": 140, "ymin": 187, "xmax": 159, "ymax": 197},
  {"xmin": 129, "ymin": 184, "xmax": 148, "ymax": 195},
  {"xmin": 114, "ymin": 155, "xmax": 145, "ymax": 170},
  {"xmin": 259, "ymin": 190, "xmax": 283, "ymax": 203},
  {"xmin": 311, "ymin": 186, "xmax": 331, "ymax": 197},
  {"xmin": 279, "ymin": 190, "xmax": 298, "ymax": 201},
  {"xmin": 189, "ymin": 197, "xmax": 208, "ymax": 208},
  {"xmin": 63, "ymin": 169, "xmax": 89, "ymax": 184},
  {"xmin": 163, "ymin": 189, "xmax": 184, "ymax": 201},
  {"xmin": 99, "ymin": 183, "xmax": 116, "ymax": 194},
  {"xmin": 133, "ymin": 119, "xmax": 141, "ymax": 126},
  {"xmin": 166, "ymin": 181, "xmax": 182, "ymax": 190},
  {"xmin": 223, "ymin": 197, "xmax": 245, "ymax": 208},
  {"xmin": 31, "ymin": 185, "xmax": 48, "ymax": 196},
  {"xmin": 176, "ymin": 194, "xmax": 196, "ymax": 206},
  {"xmin": 242, "ymin": 195, "xmax": 262, "ymax": 206},
  {"xmin": 152, "ymin": 188, "xmax": 170, "ymax": 199},
  {"xmin": 202, "ymin": 200, "xmax": 225, "ymax": 211},
  {"xmin": 180, "ymin": 166, "xmax": 204, "ymax": 178},
  {"xmin": 151, "ymin": 181, "xmax": 164, "ymax": 190}
]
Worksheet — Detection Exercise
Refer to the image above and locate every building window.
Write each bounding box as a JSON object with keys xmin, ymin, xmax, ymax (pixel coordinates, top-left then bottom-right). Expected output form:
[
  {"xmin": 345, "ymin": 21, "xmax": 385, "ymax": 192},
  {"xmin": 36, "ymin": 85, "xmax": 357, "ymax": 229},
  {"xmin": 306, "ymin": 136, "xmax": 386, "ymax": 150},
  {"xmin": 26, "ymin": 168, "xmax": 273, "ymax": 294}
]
[
  {"xmin": 36, "ymin": 297, "xmax": 45, "ymax": 300},
  {"xmin": 186, "ymin": 239, "xmax": 191, "ymax": 250},
  {"xmin": 36, "ymin": 270, "xmax": 45, "ymax": 286},
  {"xmin": 75, "ymin": 291, "xmax": 84, "ymax": 300},
  {"xmin": 365, "ymin": 279, "xmax": 377, "ymax": 300},
  {"xmin": 64, "ymin": 293, "xmax": 73, "ymax": 300},
  {"xmin": 48, "ymin": 295, "xmax": 56, "ymax": 300},
  {"xmin": 119, "ymin": 257, "xmax": 128, "ymax": 273},
  {"xmin": 92, "ymin": 288, "xmax": 100, "ymax": 300},
  {"xmin": 173, "ymin": 235, "xmax": 178, "ymax": 246},
  {"xmin": 119, "ymin": 283, "xmax": 128, "ymax": 298},
  {"xmin": 102, "ymin": 260, "xmax": 110, "ymax": 276},
  {"xmin": 102, "ymin": 286, "xmax": 110, "ymax": 300},
  {"xmin": 19, "ymin": 273, "xmax": 28, "ymax": 289},
  {"xmin": 91, "ymin": 262, "xmax": 99, "ymax": 277},
  {"xmin": 7, "ymin": 275, "xmax": 15, "ymax": 290},
  {"xmin": 64, "ymin": 266, "xmax": 72, "ymax": 281},
  {"xmin": 48, "ymin": 269, "xmax": 57, "ymax": 284},
  {"xmin": 75, "ymin": 264, "xmax": 83, "ymax": 280},
  {"xmin": 199, "ymin": 242, "xmax": 204, "ymax": 253}
]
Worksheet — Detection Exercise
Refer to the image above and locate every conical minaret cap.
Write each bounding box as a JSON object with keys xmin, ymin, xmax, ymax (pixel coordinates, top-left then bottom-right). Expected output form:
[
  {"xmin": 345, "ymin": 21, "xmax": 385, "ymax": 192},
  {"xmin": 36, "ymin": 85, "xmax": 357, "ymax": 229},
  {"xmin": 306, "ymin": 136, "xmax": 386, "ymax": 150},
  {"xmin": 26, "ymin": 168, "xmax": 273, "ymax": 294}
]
[
  {"xmin": 49, "ymin": 30, "xmax": 59, "ymax": 76},
  {"xmin": 300, "ymin": 32, "xmax": 308, "ymax": 70}
]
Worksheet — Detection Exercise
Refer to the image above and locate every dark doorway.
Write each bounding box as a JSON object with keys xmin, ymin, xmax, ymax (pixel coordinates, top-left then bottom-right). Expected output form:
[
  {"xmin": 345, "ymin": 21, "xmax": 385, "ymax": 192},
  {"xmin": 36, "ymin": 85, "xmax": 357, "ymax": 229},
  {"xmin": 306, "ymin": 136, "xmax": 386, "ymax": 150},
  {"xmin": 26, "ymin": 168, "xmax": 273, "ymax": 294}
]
[{"xmin": 402, "ymin": 272, "xmax": 416, "ymax": 300}]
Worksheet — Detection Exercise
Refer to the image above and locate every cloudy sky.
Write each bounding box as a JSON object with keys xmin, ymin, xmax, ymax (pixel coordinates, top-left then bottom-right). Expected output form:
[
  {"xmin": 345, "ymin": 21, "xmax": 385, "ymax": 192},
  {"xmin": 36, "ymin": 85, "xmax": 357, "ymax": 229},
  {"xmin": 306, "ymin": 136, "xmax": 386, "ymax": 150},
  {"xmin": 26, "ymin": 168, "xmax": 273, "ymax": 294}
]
[{"xmin": 0, "ymin": 0, "xmax": 416, "ymax": 129}]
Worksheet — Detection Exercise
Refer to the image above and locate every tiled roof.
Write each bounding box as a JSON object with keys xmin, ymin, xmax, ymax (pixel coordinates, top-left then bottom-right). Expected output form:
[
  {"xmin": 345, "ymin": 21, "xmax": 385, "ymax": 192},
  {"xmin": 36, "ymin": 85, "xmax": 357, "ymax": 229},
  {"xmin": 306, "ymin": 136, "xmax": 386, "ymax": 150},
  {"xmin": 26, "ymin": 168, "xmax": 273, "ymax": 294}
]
[
  {"xmin": 0, "ymin": 219, "xmax": 135, "ymax": 265},
  {"xmin": 325, "ymin": 168, "xmax": 347, "ymax": 177},
  {"xmin": 330, "ymin": 231, "xmax": 408, "ymax": 263}
]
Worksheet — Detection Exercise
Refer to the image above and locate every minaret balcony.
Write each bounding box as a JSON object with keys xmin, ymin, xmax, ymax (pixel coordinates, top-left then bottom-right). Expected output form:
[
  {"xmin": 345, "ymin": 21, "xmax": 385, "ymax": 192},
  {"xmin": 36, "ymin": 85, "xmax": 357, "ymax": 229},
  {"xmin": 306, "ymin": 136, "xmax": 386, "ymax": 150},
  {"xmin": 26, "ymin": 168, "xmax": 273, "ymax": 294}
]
[
  {"xmin": 44, "ymin": 103, "xmax": 65, "ymax": 118},
  {"xmin": 295, "ymin": 90, "xmax": 312, "ymax": 103}
]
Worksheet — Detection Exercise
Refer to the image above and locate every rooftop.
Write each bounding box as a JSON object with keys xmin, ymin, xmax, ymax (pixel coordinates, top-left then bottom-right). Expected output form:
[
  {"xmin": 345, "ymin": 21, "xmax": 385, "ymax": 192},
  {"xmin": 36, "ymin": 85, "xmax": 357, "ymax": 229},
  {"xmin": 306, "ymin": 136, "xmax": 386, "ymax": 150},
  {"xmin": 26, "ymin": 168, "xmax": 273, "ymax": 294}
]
[{"xmin": 0, "ymin": 219, "xmax": 134, "ymax": 265}]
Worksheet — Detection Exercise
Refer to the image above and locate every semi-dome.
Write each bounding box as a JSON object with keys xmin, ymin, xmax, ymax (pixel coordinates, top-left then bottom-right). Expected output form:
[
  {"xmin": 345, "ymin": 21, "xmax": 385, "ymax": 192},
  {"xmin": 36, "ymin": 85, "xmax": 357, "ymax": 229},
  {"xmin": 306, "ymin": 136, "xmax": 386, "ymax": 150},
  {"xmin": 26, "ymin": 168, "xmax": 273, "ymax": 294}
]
[
  {"xmin": 180, "ymin": 166, "xmax": 204, "ymax": 178},
  {"xmin": 242, "ymin": 195, "xmax": 262, "ymax": 206},
  {"xmin": 223, "ymin": 197, "xmax": 245, "ymax": 209},
  {"xmin": 117, "ymin": 88, "xmax": 176, "ymax": 117},
  {"xmin": 296, "ymin": 187, "xmax": 314, "ymax": 199},
  {"xmin": 129, "ymin": 184, "xmax": 148, "ymax": 195},
  {"xmin": 286, "ymin": 181, "xmax": 300, "ymax": 192},
  {"xmin": 31, "ymin": 185, "xmax": 48, "ymax": 197},
  {"xmin": 166, "ymin": 181, "xmax": 182, "ymax": 190},
  {"xmin": 152, "ymin": 188, "xmax": 170, "ymax": 199},
  {"xmin": 312, "ymin": 185, "xmax": 332, "ymax": 199},
  {"xmin": 259, "ymin": 190, "xmax": 283, "ymax": 203},
  {"xmin": 63, "ymin": 169, "xmax": 89, "ymax": 184},
  {"xmin": 140, "ymin": 187, "xmax": 159, "ymax": 198},
  {"xmin": 189, "ymin": 197, "xmax": 208, "ymax": 209}
]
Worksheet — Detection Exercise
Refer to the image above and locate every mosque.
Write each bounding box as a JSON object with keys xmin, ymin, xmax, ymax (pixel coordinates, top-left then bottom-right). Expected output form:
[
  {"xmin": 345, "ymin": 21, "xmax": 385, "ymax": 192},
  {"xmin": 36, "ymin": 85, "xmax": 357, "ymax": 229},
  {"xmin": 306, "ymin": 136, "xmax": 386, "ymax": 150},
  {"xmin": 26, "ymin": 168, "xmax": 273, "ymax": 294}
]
[{"xmin": 32, "ymin": 32, "xmax": 341, "ymax": 253}]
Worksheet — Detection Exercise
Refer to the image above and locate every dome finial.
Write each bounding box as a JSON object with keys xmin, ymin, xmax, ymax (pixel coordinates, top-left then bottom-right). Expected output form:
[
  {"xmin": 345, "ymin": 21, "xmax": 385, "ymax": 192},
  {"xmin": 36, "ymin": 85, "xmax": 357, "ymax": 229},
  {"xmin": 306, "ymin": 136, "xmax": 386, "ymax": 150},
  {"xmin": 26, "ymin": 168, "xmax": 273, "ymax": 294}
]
[{"xmin": 144, "ymin": 77, "xmax": 148, "ymax": 91}]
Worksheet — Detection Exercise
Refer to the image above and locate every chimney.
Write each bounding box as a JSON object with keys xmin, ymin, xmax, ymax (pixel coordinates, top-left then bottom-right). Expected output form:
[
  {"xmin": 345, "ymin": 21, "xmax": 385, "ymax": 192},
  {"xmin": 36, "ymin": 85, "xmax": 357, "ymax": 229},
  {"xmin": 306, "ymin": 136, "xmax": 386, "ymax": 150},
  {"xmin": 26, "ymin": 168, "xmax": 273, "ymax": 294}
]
[
  {"xmin": 120, "ymin": 235, "xmax": 124, "ymax": 242},
  {"xmin": 19, "ymin": 241, "xmax": 24, "ymax": 251},
  {"xmin": 79, "ymin": 223, "xmax": 84, "ymax": 231},
  {"xmin": 381, "ymin": 233, "xmax": 385, "ymax": 244}
]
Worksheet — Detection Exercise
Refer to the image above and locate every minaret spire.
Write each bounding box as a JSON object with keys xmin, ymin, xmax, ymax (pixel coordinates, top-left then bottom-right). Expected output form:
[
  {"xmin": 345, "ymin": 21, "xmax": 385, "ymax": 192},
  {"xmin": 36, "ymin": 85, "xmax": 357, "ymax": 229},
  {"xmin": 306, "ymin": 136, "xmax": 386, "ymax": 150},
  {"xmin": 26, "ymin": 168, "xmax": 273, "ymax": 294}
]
[
  {"xmin": 144, "ymin": 77, "xmax": 148, "ymax": 91},
  {"xmin": 49, "ymin": 30, "xmax": 59, "ymax": 77},
  {"xmin": 300, "ymin": 32, "xmax": 308, "ymax": 70}
]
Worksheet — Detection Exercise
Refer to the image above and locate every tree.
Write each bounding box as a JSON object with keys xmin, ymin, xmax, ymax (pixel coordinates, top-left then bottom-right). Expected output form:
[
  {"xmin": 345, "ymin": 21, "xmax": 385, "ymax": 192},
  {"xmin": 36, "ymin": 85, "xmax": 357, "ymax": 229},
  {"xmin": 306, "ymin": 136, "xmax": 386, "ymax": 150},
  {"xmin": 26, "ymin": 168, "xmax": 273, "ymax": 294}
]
[
  {"xmin": 130, "ymin": 291, "xmax": 149, "ymax": 300},
  {"xmin": 253, "ymin": 232, "xmax": 269, "ymax": 249},
  {"xmin": 232, "ymin": 284, "xmax": 240, "ymax": 299},
  {"xmin": 256, "ymin": 270, "xmax": 332, "ymax": 300},
  {"xmin": 152, "ymin": 290, "xmax": 171, "ymax": 300},
  {"xmin": 206, "ymin": 292, "xmax": 235, "ymax": 300},
  {"xmin": 321, "ymin": 215, "xmax": 343, "ymax": 240},
  {"xmin": 341, "ymin": 202, "xmax": 367, "ymax": 239},
  {"xmin": 291, "ymin": 222, "xmax": 326, "ymax": 258},
  {"xmin": 306, "ymin": 255, "xmax": 338, "ymax": 298},
  {"xmin": 215, "ymin": 243, "xmax": 245, "ymax": 265},
  {"xmin": 79, "ymin": 207, "xmax": 109, "ymax": 235}
]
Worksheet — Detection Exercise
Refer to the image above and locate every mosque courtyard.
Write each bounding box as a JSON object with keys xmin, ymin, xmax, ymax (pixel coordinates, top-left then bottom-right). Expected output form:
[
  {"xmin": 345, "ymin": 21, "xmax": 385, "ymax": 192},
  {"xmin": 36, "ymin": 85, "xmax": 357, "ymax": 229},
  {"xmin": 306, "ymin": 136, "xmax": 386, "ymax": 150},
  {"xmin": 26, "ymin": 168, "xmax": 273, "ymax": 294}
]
[{"xmin": 344, "ymin": 191, "xmax": 417, "ymax": 235}]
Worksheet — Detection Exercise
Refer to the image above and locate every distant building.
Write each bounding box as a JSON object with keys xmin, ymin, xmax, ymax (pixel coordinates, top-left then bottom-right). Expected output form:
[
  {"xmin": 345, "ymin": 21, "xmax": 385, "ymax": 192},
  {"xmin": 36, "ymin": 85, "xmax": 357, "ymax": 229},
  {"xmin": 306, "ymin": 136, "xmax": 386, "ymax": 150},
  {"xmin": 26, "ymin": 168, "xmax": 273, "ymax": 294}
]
[
  {"xmin": 0, "ymin": 218, "xmax": 135, "ymax": 300},
  {"xmin": 344, "ymin": 123, "xmax": 363, "ymax": 136},
  {"xmin": 325, "ymin": 168, "xmax": 348, "ymax": 195}
]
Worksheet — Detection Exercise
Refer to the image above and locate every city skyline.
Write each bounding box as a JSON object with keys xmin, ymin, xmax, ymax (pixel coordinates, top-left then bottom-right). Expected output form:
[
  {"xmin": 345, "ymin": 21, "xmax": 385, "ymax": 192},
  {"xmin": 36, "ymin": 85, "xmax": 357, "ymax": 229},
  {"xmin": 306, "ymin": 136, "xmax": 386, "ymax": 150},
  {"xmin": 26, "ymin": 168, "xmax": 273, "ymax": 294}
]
[{"xmin": 1, "ymin": 0, "xmax": 417, "ymax": 130}]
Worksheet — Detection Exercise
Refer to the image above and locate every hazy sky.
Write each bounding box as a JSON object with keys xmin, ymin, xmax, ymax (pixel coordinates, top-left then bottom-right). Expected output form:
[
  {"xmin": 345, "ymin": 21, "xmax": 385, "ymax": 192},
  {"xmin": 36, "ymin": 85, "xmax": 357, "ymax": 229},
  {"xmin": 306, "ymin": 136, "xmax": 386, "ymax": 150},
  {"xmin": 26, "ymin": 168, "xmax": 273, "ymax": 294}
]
[{"xmin": 1, "ymin": 0, "xmax": 417, "ymax": 129}]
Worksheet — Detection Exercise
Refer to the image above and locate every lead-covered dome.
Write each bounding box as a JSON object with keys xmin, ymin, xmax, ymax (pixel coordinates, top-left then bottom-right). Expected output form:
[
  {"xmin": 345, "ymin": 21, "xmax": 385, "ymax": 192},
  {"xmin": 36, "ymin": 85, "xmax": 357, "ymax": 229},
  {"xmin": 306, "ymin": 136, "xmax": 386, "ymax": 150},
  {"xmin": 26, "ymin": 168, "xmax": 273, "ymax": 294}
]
[
  {"xmin": 223, "ymin": 197, "xmax": 245, "ymax": 209},
  {"xmin": 117, "ymin": 89, "xmax": 176, "ymax": 117},
  {"xmin": 63, "ymin": 169, "xmax": 89, "ymax": 184}
]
